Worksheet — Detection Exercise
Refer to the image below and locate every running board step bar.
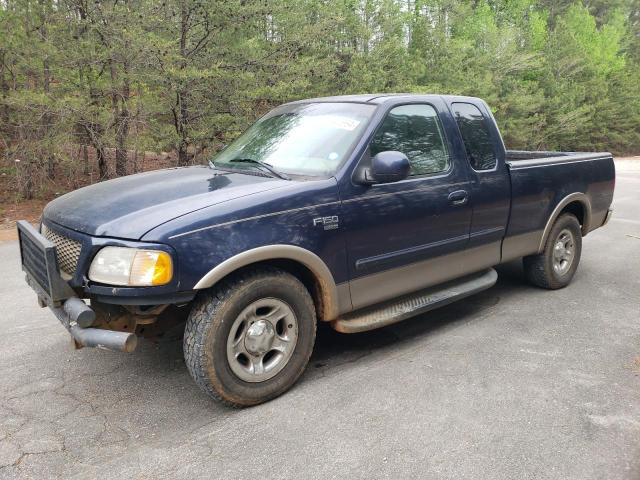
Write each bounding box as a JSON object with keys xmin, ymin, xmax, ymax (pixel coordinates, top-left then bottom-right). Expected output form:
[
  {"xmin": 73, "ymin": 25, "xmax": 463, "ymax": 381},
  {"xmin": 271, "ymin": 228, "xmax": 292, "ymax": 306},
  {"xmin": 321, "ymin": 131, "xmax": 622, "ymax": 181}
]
[{"xmin": 331, "ymin": 268, "xmax": 498, "ymax": 334}]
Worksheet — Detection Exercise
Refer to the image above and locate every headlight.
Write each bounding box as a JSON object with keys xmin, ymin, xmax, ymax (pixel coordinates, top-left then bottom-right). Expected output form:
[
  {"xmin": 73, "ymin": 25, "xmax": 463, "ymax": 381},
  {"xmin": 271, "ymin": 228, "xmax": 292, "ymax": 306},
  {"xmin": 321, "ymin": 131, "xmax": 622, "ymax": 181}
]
[{"xmin": 88, "ymin": 247, "xmax": 173, "ymax": 286}]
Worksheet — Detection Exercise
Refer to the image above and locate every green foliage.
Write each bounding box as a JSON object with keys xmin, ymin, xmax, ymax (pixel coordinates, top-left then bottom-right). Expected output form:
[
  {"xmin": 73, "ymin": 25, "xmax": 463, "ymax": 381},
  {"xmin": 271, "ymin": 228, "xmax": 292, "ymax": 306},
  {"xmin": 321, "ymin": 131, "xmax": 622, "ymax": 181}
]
[{"xmin": 0, "ymin": 0, "xmax": 639, "ymax": 199}]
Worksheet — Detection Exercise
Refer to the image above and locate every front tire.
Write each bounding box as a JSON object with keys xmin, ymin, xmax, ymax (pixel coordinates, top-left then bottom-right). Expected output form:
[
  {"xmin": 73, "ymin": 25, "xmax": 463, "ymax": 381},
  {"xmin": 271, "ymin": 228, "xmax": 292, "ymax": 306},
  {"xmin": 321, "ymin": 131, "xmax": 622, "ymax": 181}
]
[
  {"xmin": 523, "ymin": 213, "xmax": 582, "ymax": 289},
  {"xmin": 183, "ymin": 267, "xmax": 316, "ymax": 407}
]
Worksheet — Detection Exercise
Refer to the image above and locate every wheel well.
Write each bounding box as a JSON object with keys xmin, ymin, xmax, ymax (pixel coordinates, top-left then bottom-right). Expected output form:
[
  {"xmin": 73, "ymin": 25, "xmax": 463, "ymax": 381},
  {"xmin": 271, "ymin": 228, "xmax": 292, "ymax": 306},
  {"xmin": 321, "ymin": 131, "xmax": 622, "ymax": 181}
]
[
  {"xmin": 220, "ymin": 259, "xmax": 327, "ymax": 321},
  {"xmin": 538, "ymin": 195, "xmax": 591, "ymax": 253},
  {"xmin": 560, "ymin": 201, "xmax": 586, "ymax": 231}
]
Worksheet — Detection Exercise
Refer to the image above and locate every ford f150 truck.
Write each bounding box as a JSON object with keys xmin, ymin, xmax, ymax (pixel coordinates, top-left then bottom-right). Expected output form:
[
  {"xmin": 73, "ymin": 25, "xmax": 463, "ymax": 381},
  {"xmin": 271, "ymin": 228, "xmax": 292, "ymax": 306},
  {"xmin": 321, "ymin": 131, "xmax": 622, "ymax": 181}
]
[{"xmin": 17, "ymin": 94, "xmax": 615, "ymax": 406}]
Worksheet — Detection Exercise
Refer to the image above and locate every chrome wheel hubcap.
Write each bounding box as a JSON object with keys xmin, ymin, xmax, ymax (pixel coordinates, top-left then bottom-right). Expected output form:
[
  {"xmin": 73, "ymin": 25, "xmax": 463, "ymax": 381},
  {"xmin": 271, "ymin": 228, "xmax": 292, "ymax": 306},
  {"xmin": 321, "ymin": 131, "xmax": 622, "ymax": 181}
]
[
  {"xmin": 552, "ymin": 228, "xmax": 575, "ymax": 276},
  {"xmin": 226, "ymin": 298, "xmax": 298, "ymax": 383},
  {"xmin": 244, "ymin": 320, "xmax": 275, "ymax": 356}
]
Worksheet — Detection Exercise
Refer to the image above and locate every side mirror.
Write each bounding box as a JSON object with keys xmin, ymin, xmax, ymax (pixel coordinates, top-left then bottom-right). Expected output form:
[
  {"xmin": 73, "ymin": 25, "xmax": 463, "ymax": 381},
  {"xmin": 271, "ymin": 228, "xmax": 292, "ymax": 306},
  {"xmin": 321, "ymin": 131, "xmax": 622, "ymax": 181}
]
[{"xmin": 363, "ymin": 151, "xmax": 410, "ymax": 184}]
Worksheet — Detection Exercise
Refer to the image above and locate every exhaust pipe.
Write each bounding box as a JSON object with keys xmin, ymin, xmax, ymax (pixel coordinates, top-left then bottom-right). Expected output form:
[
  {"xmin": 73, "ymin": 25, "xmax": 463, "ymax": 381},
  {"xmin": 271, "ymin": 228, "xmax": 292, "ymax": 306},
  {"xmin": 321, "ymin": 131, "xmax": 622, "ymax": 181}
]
[
  {"xmin": 63, "ymin": 296, "xmax": 96, "ymax": 328},
  {"xmin": 68, "ymin": 324, "xmax": 137, "ymax": 352},
  {"xmin": 51, "ymin": 298, "xmax": 137, "ymax": 353}
]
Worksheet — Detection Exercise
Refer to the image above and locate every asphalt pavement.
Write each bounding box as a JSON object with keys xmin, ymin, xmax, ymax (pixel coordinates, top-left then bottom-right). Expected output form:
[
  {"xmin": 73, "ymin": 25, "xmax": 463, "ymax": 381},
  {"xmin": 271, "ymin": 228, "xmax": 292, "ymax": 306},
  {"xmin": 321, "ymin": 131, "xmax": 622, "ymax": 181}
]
[{"xmin": 0, "ymin": 161, "xmax": 639, "ymax": 480}]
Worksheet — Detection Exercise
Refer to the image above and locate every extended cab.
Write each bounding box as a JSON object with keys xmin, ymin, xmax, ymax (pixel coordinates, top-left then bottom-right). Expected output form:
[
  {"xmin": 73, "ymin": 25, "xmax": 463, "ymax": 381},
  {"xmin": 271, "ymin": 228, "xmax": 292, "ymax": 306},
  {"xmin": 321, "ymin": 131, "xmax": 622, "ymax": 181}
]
[{"xmin": 17, "ymin": 94, "xmax": 615, "ymax": 406}]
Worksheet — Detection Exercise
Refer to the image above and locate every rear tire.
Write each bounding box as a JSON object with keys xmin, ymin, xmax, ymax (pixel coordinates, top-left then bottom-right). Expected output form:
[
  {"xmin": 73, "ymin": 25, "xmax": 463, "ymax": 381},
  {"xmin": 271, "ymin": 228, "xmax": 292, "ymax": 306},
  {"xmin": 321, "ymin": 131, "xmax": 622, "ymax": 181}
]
[
  {"xmin": 523, "ymin": 213, "xmax": 582, "ymax": 289},
  {"xmin": 183, "ymin": 267, "xmax": 316, "ymax": 407}
]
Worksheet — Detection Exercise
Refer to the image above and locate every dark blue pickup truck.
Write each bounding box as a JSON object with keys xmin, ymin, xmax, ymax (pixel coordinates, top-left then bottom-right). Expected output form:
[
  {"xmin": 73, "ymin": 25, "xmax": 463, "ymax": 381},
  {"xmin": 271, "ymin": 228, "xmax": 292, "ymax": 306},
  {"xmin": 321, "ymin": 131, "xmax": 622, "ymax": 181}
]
[{"xmin": 17, "ymin": 94, "xmax": 615, "ymax": 406}]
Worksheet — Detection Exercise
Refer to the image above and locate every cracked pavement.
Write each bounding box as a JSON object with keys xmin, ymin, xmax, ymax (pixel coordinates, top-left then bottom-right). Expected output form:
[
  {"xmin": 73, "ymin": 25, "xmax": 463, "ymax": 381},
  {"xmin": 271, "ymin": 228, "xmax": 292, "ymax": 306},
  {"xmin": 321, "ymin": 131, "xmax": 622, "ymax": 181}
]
[{"xmin": 1, "ymin": 162, "xmax": 639, "ymax": 479}]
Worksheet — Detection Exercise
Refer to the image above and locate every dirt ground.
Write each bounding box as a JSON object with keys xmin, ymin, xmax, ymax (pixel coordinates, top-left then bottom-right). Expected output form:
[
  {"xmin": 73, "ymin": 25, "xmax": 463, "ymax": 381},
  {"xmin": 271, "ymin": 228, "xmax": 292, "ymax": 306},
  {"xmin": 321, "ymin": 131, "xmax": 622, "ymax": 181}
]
[
  {"xmin": 0, "ymin": 201, "xmax": 46, "ymax": 241},
  {"xmin": 0, "ymin": 147, "xmax": 180, "ymax": 241}
]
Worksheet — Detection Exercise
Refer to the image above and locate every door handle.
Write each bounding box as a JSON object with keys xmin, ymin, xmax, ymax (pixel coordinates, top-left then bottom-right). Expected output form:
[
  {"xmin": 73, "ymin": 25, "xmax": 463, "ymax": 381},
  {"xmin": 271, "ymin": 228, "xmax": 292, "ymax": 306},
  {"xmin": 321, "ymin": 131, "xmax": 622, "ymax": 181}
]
[{"xmin": 448, "ymin": 190, "xmax": 468, "ymax": 206}]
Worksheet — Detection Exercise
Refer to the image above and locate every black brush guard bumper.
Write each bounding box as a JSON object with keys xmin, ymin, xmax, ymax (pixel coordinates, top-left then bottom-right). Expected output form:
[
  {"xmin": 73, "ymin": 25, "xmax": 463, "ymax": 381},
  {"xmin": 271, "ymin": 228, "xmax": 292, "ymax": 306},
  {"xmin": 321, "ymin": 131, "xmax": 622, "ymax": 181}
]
[{"xmin": 17, "ymin": 221, "xmax": 137, "ymax": 352}]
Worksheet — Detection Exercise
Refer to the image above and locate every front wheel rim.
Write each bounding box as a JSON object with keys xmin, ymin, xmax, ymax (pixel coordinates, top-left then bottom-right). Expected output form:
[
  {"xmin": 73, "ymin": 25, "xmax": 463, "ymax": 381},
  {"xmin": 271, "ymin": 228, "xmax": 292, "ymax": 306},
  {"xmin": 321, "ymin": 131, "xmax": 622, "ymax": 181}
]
[
  {"xmin": 552, "ymin": 228, "xmax": 575, "ymax": 276},
  {"xmin": 226, "ymin": 298, "xmax": 298, "ymax": 383}
]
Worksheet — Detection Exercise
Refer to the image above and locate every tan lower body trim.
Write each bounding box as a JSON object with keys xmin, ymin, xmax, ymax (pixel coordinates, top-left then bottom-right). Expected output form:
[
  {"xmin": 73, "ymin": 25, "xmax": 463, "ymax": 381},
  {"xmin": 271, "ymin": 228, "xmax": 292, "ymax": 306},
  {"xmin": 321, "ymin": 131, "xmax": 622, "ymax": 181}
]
[
  {"xmin": 348, "ymin": 241, "xmax": 501, "ymax": 311},
  {"xmin": 335, "ymin": 282, "xmax": 352, "ymax": 317},
  {"xmin": 500, "ymin": 230, "xmax": 543, "ymax": 263}
]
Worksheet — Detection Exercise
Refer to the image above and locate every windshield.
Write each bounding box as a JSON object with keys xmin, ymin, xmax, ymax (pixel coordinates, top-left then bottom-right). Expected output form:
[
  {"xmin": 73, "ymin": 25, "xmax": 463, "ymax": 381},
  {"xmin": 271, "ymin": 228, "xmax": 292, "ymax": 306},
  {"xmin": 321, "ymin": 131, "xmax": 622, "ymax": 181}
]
[{"xmin": 212, "ymin": 102, "xmax": 376, "ymax": 177}]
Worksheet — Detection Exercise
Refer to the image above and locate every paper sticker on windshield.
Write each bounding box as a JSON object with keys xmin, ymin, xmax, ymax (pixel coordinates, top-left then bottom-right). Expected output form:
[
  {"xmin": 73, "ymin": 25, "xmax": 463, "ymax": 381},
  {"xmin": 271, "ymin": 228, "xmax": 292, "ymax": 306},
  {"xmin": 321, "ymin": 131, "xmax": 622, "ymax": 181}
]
[
  {"xmin": 331, "ymin": 117, "xmax": 360, "ymax": 131},
  {"xmin": 305, "ymin": 115, "xmax": 361, "ymax": 131}
]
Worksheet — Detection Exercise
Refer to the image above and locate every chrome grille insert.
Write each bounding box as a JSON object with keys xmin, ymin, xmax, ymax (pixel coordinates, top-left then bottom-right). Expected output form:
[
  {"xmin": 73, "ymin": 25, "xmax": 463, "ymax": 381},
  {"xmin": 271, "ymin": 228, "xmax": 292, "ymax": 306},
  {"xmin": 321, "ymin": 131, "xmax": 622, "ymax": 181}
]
[{"xmin": 41, "ymin": 224, "xmax": 82, "ymax": 276}]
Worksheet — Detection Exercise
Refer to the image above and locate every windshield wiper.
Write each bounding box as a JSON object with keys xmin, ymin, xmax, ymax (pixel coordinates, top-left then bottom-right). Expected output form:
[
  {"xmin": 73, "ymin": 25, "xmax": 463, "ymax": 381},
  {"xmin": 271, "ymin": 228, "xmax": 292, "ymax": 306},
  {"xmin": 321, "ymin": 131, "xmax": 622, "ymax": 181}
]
[{"xmin": 229, "ymin": 158, "xmax": 291, "ymax": 180}]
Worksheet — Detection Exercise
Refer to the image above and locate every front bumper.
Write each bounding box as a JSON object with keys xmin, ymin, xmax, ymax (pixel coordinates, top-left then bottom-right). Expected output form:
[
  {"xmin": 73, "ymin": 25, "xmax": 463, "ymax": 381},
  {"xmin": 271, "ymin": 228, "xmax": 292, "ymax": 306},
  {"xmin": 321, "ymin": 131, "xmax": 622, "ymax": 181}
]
[
  {"xmin": 602, "ymin": 208, "xmax": 613, "ymax": 226},
  {"xmin": 38, "ymin": 219, "xmax": 195, "ymax": 305},
  {"xmin": 17, "ymin": 221, "xmax": 137, "ymax": 352}
]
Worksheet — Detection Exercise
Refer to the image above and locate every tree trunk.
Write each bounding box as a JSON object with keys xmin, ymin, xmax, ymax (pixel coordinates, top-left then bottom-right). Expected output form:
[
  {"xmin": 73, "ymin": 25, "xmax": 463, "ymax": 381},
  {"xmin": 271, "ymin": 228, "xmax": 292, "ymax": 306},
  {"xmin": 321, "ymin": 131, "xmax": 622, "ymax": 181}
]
[
  {"xmin": 96, "ymin": 143, "xmax": 107, "ymax": 179},
  {"xmin": 83, "ymin": 123, "xmax": 107, "ymax": 179},
  {"xmin": 43, "ymin": 56, "xmax": 55, "ymax": 179},
  {"xmin": 114, "ymin": 109, "xmax": 129, "ymax": 176},
  {"xmin": 111, "ymin": 39, "xmax": 131, "ymax": 177},
  {"xmin": 109, "ymin": 60, "xmax": 123, "ymax": 177},
  {"xmin": 174, "ymin": 88, "xmax": 192, "ymax": 166},
  {"xmin": 82, "ymin": 144, "xmax": 89, "ymax": 175},
  {"xmin": 0, "ymin": 50, "xmax": 8, "ymax": 128},
  {"xmin": 18, "ymin": 158, "xmax": 34, "ymax": 200},
  {"xmin": 175, "ymin": 4, "xmax": 191, "ymax": 167},
  {"xmin": 178, "ymin": 138, "xmax": 190, "ymax": 166}
]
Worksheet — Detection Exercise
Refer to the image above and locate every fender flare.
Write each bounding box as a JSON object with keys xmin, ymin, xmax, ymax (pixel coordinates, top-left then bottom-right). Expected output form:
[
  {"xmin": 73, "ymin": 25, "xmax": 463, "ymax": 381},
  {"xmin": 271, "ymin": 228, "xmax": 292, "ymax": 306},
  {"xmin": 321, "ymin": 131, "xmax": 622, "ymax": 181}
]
[
  {"xmin": 193, "ymin": 245, "xmax": 340, "ymax": 320},
  {"xmin": 538, "ymin": 192, "xmax": 592, "ymax": 253}
]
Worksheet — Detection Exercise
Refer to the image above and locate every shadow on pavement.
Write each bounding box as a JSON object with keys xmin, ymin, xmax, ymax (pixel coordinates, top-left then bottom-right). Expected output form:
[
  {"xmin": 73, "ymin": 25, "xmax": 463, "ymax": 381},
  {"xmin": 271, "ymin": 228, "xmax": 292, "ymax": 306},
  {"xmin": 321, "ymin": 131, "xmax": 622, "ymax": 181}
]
[
  {"xmin": 309, "ymin": 259, "xmax": 528, "ymax": 368},
  {"xmin": 29, "ymin": 259, "xmax": 531, "ymax": 412}
]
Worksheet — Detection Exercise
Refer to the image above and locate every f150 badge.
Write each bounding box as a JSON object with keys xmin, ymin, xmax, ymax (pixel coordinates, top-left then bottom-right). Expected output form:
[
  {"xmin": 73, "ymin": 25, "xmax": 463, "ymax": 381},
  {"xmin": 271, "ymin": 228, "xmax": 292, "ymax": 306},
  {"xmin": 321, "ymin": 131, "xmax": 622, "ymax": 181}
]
[{"xmin": 313, "ymin": 216, "xmax": 339, "ymax": 230}]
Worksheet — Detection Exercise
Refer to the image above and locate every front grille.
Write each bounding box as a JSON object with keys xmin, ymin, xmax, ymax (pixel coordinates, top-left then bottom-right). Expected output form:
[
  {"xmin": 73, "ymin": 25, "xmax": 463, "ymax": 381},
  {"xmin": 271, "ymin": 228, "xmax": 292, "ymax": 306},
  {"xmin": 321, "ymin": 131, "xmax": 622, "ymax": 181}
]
[
  {"xmin": 19, "ymin": 230, "xmax": 51, "ymax": 294},
  {"xmin": 41, "ymin": 224, "xmax": 82, "ymax": 276}
]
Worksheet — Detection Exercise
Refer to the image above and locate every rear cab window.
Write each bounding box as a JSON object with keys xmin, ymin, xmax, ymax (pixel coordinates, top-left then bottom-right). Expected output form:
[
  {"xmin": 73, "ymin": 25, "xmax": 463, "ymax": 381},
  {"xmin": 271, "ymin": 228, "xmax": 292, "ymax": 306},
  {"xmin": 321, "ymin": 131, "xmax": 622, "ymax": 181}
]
[
  {"xmin": 370, "ymin": 104, "xmax": 450, "ymax": 176},
  {"xmin": 451, "ymin": 102, "xmax": 497, "ymax": 171}
]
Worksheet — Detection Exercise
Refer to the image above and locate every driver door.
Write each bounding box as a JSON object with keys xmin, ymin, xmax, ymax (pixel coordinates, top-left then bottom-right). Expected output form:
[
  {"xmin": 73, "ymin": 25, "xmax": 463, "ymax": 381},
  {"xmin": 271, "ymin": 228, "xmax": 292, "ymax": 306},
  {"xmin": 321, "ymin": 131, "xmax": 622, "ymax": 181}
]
[{"xmin": 340, "ymin": 101, "xmax": 473, "ymax": 310}]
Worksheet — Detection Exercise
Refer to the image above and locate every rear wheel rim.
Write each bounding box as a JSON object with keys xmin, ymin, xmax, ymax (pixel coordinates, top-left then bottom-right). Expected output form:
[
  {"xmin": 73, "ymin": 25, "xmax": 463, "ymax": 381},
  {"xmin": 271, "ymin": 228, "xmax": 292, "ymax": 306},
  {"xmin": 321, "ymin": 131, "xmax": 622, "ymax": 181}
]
[
  {"xmin": 226, "ymin": 298, "xmax": 298, "ymax": 383},
  {"xmin": 552, "ymin": 228, "xmax": 575, "ymax": 276}
]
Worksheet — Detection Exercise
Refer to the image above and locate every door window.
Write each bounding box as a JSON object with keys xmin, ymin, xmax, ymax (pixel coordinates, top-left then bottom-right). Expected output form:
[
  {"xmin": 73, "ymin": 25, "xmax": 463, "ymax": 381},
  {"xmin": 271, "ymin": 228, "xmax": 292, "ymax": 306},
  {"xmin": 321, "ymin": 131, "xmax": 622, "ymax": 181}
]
[
  {"xmin": 370, "ymin": 104, "xmax": 450, "ymax": 176},
  {"xmin": 451, "ymin": 102, "xmax": 497, "ymax": 171}
]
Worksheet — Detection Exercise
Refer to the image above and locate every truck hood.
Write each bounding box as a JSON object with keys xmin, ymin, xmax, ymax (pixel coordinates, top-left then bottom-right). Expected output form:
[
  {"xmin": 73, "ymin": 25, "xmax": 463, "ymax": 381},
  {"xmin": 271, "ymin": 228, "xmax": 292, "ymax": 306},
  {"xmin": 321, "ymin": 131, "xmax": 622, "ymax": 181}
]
[{"xmin": 43, "ymin": 166, "xmax": 288, "ymax": 239}]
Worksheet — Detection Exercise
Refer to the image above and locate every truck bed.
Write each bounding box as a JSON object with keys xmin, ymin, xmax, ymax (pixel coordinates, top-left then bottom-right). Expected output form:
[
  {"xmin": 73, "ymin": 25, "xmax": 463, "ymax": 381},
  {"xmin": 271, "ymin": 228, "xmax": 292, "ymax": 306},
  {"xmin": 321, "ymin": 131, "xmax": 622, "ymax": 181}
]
[{"xmin": 501, "ymin": 149, "xmax": 615, "ymax": 262}]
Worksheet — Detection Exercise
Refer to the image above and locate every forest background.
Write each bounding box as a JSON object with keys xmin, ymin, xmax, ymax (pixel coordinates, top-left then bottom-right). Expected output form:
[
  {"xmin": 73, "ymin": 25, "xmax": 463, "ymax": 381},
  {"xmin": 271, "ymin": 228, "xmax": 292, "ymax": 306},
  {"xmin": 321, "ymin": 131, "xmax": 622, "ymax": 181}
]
[{"xmin": 0, "ymin": 0, "xmax": 638, "ymax": 217}]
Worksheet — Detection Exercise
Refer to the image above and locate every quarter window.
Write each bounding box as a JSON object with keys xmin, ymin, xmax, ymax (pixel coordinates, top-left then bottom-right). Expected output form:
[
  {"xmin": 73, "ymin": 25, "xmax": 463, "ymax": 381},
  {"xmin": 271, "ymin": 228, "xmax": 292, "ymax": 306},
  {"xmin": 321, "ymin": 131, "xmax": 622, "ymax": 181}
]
[
  {"xmin": 451, "ymin": 102, "xmax": 497, "ymax": 170},
  {"xmin": 370, "ymin": 104, "xmax": 450, "ymax": 176}
]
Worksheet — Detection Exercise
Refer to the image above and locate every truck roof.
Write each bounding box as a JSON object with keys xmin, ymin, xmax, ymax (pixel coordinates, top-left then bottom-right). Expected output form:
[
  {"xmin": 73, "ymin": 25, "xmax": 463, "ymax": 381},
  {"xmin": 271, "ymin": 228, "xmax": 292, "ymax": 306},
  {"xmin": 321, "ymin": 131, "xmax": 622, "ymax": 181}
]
[{"xmin": 285, "ymin": 93, "xmax": 484, "ymax": 105}]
